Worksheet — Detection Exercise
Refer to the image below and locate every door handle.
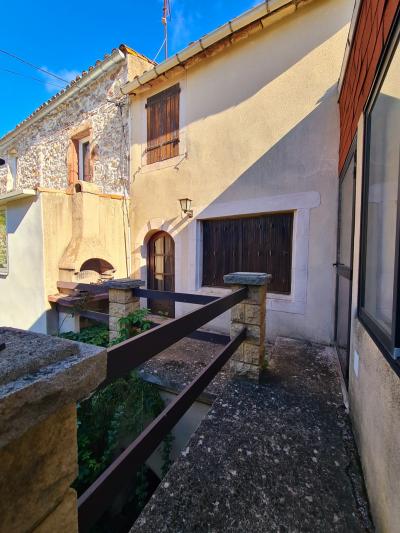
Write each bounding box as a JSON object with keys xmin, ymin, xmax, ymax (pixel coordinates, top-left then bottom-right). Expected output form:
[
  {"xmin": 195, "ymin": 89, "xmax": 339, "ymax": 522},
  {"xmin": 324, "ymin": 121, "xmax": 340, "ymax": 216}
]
[{"xmin": 333, "ymin": 262, "xmax": 345, "ymax": 267}]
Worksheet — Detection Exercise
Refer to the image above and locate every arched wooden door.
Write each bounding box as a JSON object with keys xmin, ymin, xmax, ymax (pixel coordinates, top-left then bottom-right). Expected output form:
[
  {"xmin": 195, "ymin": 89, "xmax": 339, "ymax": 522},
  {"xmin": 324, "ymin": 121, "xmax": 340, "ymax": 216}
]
[{"xmin": 147, "ymin": 232, "xmax": 175, "ymax": 317}]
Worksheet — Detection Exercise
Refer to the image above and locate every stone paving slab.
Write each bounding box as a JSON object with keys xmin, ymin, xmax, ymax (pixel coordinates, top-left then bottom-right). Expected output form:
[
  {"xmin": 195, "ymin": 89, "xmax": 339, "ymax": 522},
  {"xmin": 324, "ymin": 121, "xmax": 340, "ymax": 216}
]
[
  {"xmin": 131, "ymin": 337, "xmax": 373, "ymax": 533},
  {"xmin": 139, "ymin": 336, "xmax": 232, "ymax": 402}
]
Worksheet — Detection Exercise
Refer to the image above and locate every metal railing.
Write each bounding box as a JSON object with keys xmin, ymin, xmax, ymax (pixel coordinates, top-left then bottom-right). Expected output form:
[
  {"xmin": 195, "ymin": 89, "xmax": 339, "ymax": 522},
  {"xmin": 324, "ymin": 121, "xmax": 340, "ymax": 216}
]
[{"xmin": 77, "ymin": 286, "xmax": 247, "ymax": 532}]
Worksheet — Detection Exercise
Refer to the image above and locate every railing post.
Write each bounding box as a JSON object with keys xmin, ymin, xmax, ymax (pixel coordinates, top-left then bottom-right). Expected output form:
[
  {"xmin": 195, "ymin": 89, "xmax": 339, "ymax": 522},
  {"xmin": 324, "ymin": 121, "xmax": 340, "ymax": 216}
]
[
  {"xmin": 0, "ymin": 327, "xmax": 106, "ymax": 533},
  {"xmin": 224, "ymin": 272, "xmax": 271, "ymax": 381},
  {"xmin": 104, "ymin": 279, "xmax": 145, "ymax": 341}
]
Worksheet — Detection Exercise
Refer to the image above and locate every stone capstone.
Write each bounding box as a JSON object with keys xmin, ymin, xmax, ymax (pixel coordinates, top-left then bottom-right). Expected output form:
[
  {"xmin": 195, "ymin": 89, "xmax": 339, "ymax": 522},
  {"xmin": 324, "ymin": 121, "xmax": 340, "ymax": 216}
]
[
  {"xmin": 0, "ymin": 327, "xmax": 107, "ymax": 447},
  {"xmin": 223, "ymin": 272, "xmax": 271, "ymax": 286}
]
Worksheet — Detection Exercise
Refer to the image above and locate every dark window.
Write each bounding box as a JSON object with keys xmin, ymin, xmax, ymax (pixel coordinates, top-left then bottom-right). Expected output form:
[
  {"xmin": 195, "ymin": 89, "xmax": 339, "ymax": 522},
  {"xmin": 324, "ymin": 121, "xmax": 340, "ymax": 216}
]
[
  {"xmin": 359, "ymin": 28, "xmax": 400, "ymax": 362},
  {"xmin": 202, "ymin": 213, "xmax": 293, "ymax": 294},
  {"xmin": 146, "ymin": 84, "xmax": 180, "ymax": 165}
]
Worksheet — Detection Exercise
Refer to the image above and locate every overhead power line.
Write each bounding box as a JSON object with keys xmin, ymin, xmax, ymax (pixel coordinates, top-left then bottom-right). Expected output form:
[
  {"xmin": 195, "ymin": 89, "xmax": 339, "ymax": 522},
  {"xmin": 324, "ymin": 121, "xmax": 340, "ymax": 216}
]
[
  {"xmin": 0, "ymin": 67, "xmax": 65, "ymax": 89},
  {"xmin": 0, "ymin": 49, "xmax": 70, "ymax": 83}
]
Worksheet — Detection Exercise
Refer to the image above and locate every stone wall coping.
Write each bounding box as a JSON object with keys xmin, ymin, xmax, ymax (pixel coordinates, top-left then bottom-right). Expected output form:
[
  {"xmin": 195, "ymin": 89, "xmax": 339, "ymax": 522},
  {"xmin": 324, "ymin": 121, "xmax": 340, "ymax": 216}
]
[
  {"xmin": 104, "ymin": 278, "xmax": 145, "ymax": 290},
  {"xmin": 223, "ymin": 272, "xmax": 272, "ymax": 286},
  {"xmin": 0, "ymin": 327, "xmax": 107, "ymax": 448}
]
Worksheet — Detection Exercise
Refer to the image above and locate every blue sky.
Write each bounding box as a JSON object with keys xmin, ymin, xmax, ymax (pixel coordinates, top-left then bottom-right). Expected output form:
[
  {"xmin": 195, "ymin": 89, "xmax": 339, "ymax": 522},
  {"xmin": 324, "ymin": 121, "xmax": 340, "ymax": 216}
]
[{"xmin": 0, "ymin": 0, "xmax": 258, "ymax": 138}]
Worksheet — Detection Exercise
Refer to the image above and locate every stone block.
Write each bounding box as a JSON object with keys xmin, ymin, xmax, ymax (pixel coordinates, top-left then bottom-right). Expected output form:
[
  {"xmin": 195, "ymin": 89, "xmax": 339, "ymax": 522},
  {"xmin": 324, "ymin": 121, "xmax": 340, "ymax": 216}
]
[
  {"xmin": 244, "ymin": 303, "xmax": 264, "ymax": 325},
  {"xmin": 230, "ymin": 322, "xmax": 245, "ymax": 339},
  {"xmin": 109, "ymin": 301, "xmax": 137, "ymax": 318},
  {"xmin": 232, "ymin": 344, "xmax": 245, "ymax": 362},
  {"xmin": 231, "ymin": 303, "xmax": 245, "ymax": 323},
  {"xmin": 243, "ymin": 342, "xmax": 262, "ymax": 365},
  {"xmin": 0, "ymin": 404, "xmax": 77, "ymax": 533},
  {"xmin": 244, "ymin": 285, "xmax": 267, "ymax": 305},
  {"xmin": 245, "ymin": 324, "xmax": 262, "ymax": 345},
  {"xmin": 230, "ymin": 360, "xmax": 259, "ymax": 381},
  {"xmin": 34, "ymin": 488, "xmax": 78, "ymax": 533},
  {"xmin": 109, "ymin": 288, "xmax": 135, "ymax": 304},
  {"xmin": 109, "ymin": 315, "xmax": 120, "ymax": 332}
]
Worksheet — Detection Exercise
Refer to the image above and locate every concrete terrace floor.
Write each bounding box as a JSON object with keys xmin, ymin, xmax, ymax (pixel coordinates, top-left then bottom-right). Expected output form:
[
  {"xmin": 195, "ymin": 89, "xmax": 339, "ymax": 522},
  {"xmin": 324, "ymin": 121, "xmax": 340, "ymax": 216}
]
[{"xmin": 132, "ymin": 336, "xmax": 373, "ymax": 533}]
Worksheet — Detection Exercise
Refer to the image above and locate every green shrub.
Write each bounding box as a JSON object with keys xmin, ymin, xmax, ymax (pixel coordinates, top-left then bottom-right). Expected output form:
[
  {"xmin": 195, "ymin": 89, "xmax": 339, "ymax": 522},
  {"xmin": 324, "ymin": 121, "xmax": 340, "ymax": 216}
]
[{"xmin": 59, "ymin": 308, "xmax": 173, "ymax": 508}]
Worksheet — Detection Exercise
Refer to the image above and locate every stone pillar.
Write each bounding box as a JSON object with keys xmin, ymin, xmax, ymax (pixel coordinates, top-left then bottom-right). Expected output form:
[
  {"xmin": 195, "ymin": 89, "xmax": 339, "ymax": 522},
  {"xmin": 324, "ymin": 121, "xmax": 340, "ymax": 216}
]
[
  {"xmin": 105, "ymin": 278, "xmax": 145, "ymax": 341},
  {"xmin": 0, "ymin": 327, "xmax": 107, "ymax": 533},
  {"xmin": 224, "ymin": 272, "xmax": 270, "ymax": 381}
]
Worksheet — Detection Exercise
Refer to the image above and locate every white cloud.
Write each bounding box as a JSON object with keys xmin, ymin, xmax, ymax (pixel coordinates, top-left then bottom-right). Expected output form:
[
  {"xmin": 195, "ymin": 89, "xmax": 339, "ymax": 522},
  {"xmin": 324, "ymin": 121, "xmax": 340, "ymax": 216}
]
[{"xmin": 41, "ymin": 67, "xmax": 80, "ymax": 93}]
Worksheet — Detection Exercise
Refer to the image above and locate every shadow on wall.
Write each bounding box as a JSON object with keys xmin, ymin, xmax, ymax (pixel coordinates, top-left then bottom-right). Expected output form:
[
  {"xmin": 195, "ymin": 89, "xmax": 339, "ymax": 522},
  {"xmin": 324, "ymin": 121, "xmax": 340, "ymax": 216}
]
[
  {"xmin": 195, "ymin": 83, "xmax": 338, "ymax": 210},
  {"xmin": 135, "ymin": 3, "xmax": 351, "ymax": 146},
  {"xmin": 6, "ymin": 196, "xmax": 38, "ymax": 233}
]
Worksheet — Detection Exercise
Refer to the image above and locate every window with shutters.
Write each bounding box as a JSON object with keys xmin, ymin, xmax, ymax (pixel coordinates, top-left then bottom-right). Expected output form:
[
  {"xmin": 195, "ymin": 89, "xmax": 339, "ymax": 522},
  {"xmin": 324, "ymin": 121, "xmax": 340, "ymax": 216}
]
[
  {"xmin": 146, "ymin": 84, "xmax": 180, "ymax": 165},
  {"xmin": 202, "ymin": 213, "xmax": 293, "ymax": 294}
]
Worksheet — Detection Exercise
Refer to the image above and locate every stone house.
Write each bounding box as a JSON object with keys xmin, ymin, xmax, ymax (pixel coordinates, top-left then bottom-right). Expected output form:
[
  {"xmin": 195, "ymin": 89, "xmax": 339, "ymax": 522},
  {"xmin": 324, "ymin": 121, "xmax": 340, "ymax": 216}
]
[
  {"xmin": 121, "ymin": 0, "xmax": 400, "ymax": 529},
  {"xmin": 0, "ymin": 45, "xmax": 153, "ymax": 333}
]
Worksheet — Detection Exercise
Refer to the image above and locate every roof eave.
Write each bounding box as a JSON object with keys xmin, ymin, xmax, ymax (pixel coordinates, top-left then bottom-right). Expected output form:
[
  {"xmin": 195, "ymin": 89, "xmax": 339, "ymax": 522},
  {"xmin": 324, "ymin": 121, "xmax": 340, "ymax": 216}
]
[
  {"xmin": 121, "ymin": 0, "xmax": 311, "ymax": 96},
  {"xmin": 0, "ymin": 49, "xmax": 126, "ymax": 150}
]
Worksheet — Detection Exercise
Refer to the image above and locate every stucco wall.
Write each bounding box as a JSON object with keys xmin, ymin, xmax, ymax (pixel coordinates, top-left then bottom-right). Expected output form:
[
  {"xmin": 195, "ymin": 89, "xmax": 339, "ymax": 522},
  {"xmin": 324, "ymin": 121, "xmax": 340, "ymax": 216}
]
[
  {"xmin": 41, "ymin": 190, "xmax": 130, "ymax": 327},
  {"xmin": 129, "ymin": 0, "xmax": 353, "ymax": 344},
  {"xmin": 0, "ymin": 54, "xmax": 149, "ymax": 195},
  {"xmin": 349, "ymin": 320, "xmax": 400, "ymax": 533},
  {"xmin": 0, "ymin": 196, "xmax": 47, "ymax": 332},
  {"xmin": 347, "ymin": 115, "xmax": 400, "ymax": 533}
]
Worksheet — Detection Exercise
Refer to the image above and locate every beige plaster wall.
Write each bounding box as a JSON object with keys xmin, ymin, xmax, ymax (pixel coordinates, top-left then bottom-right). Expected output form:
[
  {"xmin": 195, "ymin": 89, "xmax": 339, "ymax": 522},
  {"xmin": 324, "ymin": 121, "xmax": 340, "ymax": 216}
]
[
  {"xmin": 41, "ymin": 189, "xmax": 130, "ymax": 308},
  {"xmin": 0, "ymin": 196, "xmax": 47, "ymax": 332},
  {"xmin": 129, "ymin": 0, "xmax": 353, "ymax": 343},
  {"xmin": 0, "ymin": 55, "xmax": 149, "ymax": 195},
  {"xmin": 349, "ymin": 321, "xmax": 400, "ymax": 533},
  {"xmin": 347, "ymin": 117, "xmax": 400, "ymax": 533}
]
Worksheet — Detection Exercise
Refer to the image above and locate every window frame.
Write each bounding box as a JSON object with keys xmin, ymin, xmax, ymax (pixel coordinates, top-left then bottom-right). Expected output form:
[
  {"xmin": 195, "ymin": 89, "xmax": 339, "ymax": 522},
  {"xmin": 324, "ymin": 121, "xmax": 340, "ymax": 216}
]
[
  {"xmin": 358, "ymin": 15, "xmax": 400, "ymax": 369},
  {"xmin": 0, "ymin": 206, "xmax": 8, "ymax": 275},
  {"xmin": 78, "ymin": 136, "xmax": 91, "ymax": 181},
  {"xmin": 201, "ymin": 212, "xmax": 294, "ymax": 294}
]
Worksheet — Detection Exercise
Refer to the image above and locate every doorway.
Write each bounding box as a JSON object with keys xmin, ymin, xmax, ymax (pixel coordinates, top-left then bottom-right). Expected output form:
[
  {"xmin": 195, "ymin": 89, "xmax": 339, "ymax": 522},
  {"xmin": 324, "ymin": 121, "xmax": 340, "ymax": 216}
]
[
  {"xmin": 335, "ymin": 142, "xmax": 356, "ymax": 385},
  {"xmin": 147, "ymin": 231, "xmax": 175, "ymax": 317}
]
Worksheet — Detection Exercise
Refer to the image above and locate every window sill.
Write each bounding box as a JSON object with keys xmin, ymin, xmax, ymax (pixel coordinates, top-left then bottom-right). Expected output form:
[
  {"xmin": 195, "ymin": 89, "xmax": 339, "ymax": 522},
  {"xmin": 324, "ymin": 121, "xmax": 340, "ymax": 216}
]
[{"xmin": 140, "ymin": 153, "xmax": 186, "ymax": 174}]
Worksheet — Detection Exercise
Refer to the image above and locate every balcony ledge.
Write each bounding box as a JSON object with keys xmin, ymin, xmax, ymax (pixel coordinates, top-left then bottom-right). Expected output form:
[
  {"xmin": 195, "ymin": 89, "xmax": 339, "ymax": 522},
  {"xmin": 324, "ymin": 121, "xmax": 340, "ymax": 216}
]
[{"xmin": 131, "ymin": 338, "xmax": 373, "ymax": 532}]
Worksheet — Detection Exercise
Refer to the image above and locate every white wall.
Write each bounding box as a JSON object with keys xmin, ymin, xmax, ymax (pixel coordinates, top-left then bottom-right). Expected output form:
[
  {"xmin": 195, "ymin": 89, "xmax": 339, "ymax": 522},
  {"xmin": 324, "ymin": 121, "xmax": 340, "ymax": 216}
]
[
  {"xmin": 130, "ymin": 0, "xmax": 353, "ymax": 344},
  {"xmin": 0, "ymin": 197, "xmax": 47, "ymax": 333}
]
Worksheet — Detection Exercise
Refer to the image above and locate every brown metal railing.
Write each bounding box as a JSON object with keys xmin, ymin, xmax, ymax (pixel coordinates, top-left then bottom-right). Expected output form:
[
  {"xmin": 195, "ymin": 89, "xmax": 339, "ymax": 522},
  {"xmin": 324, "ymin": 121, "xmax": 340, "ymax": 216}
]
[{"xmin": 77, "ymin": 287, "xmax": 247, "ymax": 532}]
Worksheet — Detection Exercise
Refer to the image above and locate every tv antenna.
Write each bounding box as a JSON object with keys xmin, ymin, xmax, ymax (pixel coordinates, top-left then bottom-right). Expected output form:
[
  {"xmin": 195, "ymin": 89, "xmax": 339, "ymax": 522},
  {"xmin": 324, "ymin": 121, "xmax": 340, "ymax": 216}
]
[{"xmin": 162, "ymin": 0, "xmax": 171, "ymax": 60}]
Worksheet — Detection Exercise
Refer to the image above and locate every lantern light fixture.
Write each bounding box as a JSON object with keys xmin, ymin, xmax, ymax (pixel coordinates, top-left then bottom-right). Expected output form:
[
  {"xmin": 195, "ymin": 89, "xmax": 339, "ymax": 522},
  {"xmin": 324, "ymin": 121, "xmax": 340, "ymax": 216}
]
[{"xmin": 179, "ymin": 198, "xmax": 193, "ymax": 218}]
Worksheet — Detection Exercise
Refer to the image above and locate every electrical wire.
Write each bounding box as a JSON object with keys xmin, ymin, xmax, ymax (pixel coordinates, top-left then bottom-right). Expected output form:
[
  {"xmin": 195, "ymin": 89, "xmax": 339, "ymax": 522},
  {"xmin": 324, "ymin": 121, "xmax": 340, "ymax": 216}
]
[
  {"xmin": 0, "ymin": 67, "xmax": 66, "ymax": 89},
  {"xmin": 0, "ymin": 49, "xmax": 70, "ymax": 83},
  {"xmin": 152, "ymin": 37, "xmax": 166, "ymax": 63}
]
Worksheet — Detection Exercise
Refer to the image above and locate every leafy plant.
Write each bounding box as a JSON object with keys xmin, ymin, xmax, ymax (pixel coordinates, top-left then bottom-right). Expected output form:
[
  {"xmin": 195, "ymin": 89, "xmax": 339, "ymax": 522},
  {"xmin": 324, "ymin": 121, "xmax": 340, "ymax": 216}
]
[
  {"xmin": 59, "ymin": 323, "xmax": 110, "ymax": 347},
  {"xmin": 59, "ymin": 307, "xmax": 173, "ymax": 523}
]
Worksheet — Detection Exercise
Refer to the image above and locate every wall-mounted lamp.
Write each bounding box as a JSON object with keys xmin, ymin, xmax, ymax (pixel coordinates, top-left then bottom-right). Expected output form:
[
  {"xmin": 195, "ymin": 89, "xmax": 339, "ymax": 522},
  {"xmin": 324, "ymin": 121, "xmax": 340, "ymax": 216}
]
[{"xmin": 179, "ymin": 198, "xmax": 193, "ymax": 218}]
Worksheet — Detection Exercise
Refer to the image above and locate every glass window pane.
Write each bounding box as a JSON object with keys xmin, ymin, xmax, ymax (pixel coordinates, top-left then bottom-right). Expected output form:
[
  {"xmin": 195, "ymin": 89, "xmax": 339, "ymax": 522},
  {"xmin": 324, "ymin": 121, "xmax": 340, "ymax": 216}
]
[
  {"xmin": 0, "ymin": 208, "xmax": 7, "ymax": 271},
  {"xmin": 154, "ymin": 236, "xmax": 164, "ymax": 254},
  {"xmin": 363, "ymin": 44, "xmax": 400, "ymax": 335},
  {"xmin": 339, "ymin": 159, "xmax": 355, "ymax": 267}
]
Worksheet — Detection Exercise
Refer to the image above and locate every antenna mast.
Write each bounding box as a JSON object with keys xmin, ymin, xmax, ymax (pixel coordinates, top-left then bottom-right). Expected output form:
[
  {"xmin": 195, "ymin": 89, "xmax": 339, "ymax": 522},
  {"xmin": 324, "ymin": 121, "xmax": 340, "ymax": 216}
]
[{"xmin": 162, "ymin": 0, "xmax": 171, "ymax": 60}]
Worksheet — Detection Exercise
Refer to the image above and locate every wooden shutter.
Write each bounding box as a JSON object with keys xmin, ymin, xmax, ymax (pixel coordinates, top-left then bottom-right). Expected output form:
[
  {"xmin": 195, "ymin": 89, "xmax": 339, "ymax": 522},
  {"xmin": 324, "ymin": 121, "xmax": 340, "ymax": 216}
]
[
  {"xmin": 146, "ymin": 84, "xmax": 180, "ymax": 164},
  {"xmin": 202, "ymin": 213, "xmax": 293, "ymax": 294}
]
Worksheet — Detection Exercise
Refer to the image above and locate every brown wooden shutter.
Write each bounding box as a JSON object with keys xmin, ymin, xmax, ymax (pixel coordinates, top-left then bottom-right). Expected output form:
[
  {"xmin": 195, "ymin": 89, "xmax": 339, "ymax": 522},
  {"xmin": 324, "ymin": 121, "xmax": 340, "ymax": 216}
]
[
  {"xmin": 202, "ymin": 213, "xmax": 293, "ymax": 293},
  {"xmin": 146, "ymin": 84, "xmax": 180, "ymax": 164}
]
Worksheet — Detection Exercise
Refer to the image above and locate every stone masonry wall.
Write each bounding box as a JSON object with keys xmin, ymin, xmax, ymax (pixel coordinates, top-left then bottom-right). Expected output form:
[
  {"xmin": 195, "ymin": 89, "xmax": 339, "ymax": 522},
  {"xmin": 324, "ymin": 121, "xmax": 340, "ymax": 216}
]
[{"xmin": 0, "ymin": 56, "xmax": 144, "ymax": 195}]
